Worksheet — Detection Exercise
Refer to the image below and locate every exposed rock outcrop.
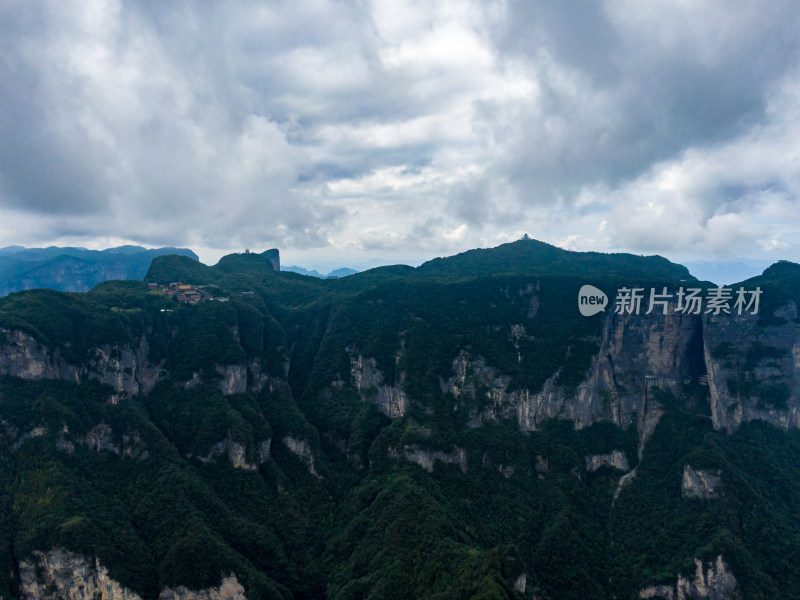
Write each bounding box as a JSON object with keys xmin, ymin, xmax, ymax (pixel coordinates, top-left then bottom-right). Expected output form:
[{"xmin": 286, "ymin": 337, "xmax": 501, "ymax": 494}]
[
  {"xmin": 638, "ymin": 555, "xmax": 739, "ymax": 599},
  {"xmin": 703, "ymin": 301, "xmax": 800, "ymax": 432},
  {"xmin": 535, "ymin": 455, "xmax": 548, "ymax": 474},
  {"xmin": 122, "ymin": 432, "xmax": 149, "ymax": 460},
  {"xmin": 586, "ymin": 450, "xmax": 630, "ymax": 472},
  {"xmin": 258, "ymin": 439, "xmax": 271, "ymax": 463},
  {"xmin": 682, "ymin": 466, "xmax": 722, "ymax": 499},
  {"xmin": 389, "ymin": 444, "xmax": 467, "ymax": 474},
  {"xmin": 159, "ymin": 576, "xmax": 246, "ymax": 600},
  {"xmin": 248, "ymin": 358, "xmax": 269, "ymax": 393},
  {"xmin": 0, "ymin": 329, "xmax": 272, "ymax": 399},
  {"xmin": 0, "ymin": 418, "xmax": 48, "ymax": 453},
  {"xmin": 0, "ymin": 329, "xmax": 166, "ymax": 396},
  {"xmin": 197, "ymin": 436, "xmax": 268, "ymax": 471},
  {"xmin": 283, "ymin": 436, "xmax": 320, "ymax": 478},
  {"xmin": 82, "ymin": 423, "xmax": 120, "ymax": 454},
  {"xmin": 443, "ymin": 303, "xmax": 699, "ymax": 434},
  {"xmin": 350, "ymin": 354, "xmax": 408, "ymax": 418},
  {"xmin": 516, "ymin": 309, "xmax": 703, "ymax": 431},
  {"xmin": 216, "ymin": 364, "xmax": 248, "ymax": 396},
  {"xmin": 514, "ymin": 573, "xmax": 526, "ymax": 593},
  {"xmin": 19, "ymin": 549, "xmax": 246, "ymax": 600},
  {"xmin": 20, "ymin": 549, "xmax": 141, "ymax": 600}
]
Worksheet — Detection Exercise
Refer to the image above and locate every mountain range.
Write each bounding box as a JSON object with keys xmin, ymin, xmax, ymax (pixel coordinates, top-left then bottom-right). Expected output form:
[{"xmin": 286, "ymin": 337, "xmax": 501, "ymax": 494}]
[
  {"xmin": 282, "ymin": 266, "xmax": 359, "ymax": 279},
  {"xmin": 0, "ymin": 245, "xmax": 198, "ymax": 297},
  {"xmin": 0, "ymin": 238, "xmax": 797, "ymax": 600}
]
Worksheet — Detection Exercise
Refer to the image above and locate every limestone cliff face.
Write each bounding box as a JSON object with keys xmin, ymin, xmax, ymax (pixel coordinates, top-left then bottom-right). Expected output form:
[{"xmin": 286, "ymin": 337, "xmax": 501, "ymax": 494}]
[
  {"xmin": 682, "ymin": 466, "xmax": 722, "ymax": 499},
  {"xmin": 0, "ymin": 327, "xmax": 272, "ymax": 399},
  {"xmin": 0, "ymin": 328, "xmax": 166, "ymax": 396},
  {"xmin": 82, "ymin": 423, "xmax": 121, "ymax": 454},
  {"xmin": 196, "ymin": 436, "xmax": 270, "ymax": 471},
  {"xmin": 19, "ymin": 549, "xmax": 247, "ymax": 600},
  {"xmin": 2, "ymin": 284, "xmax": 797, "ymax": 442},
  {"xmin": 2, "ymin": 421, "xmax": 47, "ymax": 453},
  {"xmin": 160, "ymin": 577, "xmax": 246, "ymax": 600},
  {"xmin": 638, "ymin": 555, "xmax": 739, "ymax": 600},
  {"xmin": 703, "ymin": 301, "xmax": 800, "ymax": 432},
  {"xmin": 4, "ymin": 419, "xmax": 150, "ymax": 460},
  {"xmin": 438, "ymin": 297, "xmax": 798, "ymax": 436},
  {"xmin": 247, "ymin": 358, "xmax": 269, "ymax": 393},
  {"xmin": 388, "ymin": 444, "xmax": 468, "ymax": 474},
  {"xmin": 595, "ymin": 310, "xmax": 704, "ymax": 427},
  {"xmin": 349, "ymin": 354, "xmax": 408, "ymax": 418},
  {"xmin": 441, "ymin": 307, "xmax": 702, "ymax": 434},
  {"xmin": 216, "ymin": 364, "xmax": 248, "ymax": 396},
  {"xmin": 418, "ymin": 283, "xmax": 799, "ymax": 443},
  {"xmin": 283, "ymin": 436, "xmax": 320, "ymax": 478},
  {"xmin": 586, "ymin": 450, "xmax": 630, "ymax": 473}
]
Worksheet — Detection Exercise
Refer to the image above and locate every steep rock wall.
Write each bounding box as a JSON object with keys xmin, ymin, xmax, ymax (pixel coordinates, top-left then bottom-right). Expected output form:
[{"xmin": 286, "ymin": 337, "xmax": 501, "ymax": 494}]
[
  {"xmin": 639, "ymin": 555, "xmax": 739, "ymax": 599},
  {"xmin": 703, "ymin": 301, "xmax": 800, "ymax": 432},
  {"xmin": 350, "ymin": 354, "xmax": 408, "ymax": 418},
  {"xmin": 0, "ymin": 327, "xmax": 269, "ymax": 398},
  {"xmin": 682, "ymin": 466, "xmax": 722, "ymax": 499},
  {"xmin": 19, "ymin": 549, "xmax": 246, "ymax": 600},
  {"xmin": 0, "ymin": 329, "xmax": 165, "ymax": 395},
  {"xmin": 442, "ymin": 308, "xmax": 702, "ymax": 434}
]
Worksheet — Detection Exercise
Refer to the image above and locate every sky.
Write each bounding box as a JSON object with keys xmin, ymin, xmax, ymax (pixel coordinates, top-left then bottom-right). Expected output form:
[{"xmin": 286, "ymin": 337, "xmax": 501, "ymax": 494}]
[{"xmin": 1, "ymin": 0, "xmax": 799, "ymax": 275}]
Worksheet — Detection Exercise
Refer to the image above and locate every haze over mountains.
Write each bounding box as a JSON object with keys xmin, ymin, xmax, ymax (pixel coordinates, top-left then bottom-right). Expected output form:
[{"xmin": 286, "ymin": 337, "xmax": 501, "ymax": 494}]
[
  {"xmin": 281, "ymin": 266, "xmax": 359, "ymax": 279},
  {"xmin": 0, "ymin": 243, "xmax": 783, "ymax": 298},
  {"xmin": 0, "ymin": 238, "xmax": 797, "ymax": 599},
  {"xmin": 0, "ymin": 246, "xmax": 198, "ymax": 297}
]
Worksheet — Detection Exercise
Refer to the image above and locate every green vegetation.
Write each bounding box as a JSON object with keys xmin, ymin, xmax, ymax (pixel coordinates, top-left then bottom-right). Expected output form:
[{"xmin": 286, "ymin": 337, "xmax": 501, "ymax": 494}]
[{"xmin": 0, "ymin": 241, "xmax": 796, "ymax": 599}]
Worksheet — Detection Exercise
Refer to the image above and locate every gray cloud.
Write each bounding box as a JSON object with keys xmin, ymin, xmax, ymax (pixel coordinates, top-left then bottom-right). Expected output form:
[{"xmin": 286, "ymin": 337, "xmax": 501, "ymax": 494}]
[
  {"xmin": 0, "ymin": 0, "xmax": 798, "ymax": 264},
  {"xmin": 485, "ymin": 1, "xmax": 800, "ymax": 201}
]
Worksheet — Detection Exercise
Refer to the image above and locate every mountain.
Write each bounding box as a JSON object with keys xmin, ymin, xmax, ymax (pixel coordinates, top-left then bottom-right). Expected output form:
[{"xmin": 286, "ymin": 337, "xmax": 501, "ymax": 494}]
[
  {"xmin": 282, "ymin": 266, "xmax": 358, "ymax": 279},
  {"xmin": 282, "ymin": 266, "xmax": 325, "ymax": 278},
  {"xmin": 0, "ymin": 246, "xmax": 199, "ymax": 297},
  {"xmin": 325, "ymin": 268, "xmax": 358, "ymax": 279},
  {"xmin": 0, "ymin": 238, "xmax": 797, "ymax": 600}
]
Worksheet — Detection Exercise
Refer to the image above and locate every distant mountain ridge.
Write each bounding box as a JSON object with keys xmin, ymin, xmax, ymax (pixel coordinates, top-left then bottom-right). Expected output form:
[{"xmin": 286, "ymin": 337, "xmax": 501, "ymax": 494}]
[
  {"xmin": 283, "ymin": 265, "xmax": 358, "ymax": 278},
  {"xmin": 0, "ymin": 245, "xmax": 198, "ymax": 297}
]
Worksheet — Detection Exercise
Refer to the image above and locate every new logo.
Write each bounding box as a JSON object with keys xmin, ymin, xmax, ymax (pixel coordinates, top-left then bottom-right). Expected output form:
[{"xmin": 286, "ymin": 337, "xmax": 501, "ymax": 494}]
[{"xmin": 578, "ymin": 285, "xmax": 608, "ymax": 316}]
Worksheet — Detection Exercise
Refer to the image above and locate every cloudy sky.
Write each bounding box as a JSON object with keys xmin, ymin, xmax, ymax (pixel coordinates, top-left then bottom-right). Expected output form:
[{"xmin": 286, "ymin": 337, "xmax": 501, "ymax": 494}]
[{"xmin": 1, "ymin": 0, "xmax": 799, "ymax": 272}]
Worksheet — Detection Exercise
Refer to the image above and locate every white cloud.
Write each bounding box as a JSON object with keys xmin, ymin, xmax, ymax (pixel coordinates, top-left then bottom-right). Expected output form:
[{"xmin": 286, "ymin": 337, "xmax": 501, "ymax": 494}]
[{"xmin": 0, "ymin": 0, "xmax": 798, "ymax": 267}]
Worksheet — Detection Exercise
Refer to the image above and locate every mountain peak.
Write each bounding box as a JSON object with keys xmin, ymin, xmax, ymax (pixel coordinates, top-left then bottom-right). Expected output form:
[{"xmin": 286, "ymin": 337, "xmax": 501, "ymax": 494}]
[{"xmin": 213, "ymin": 249, "xmax": 280, "ymax": 273}]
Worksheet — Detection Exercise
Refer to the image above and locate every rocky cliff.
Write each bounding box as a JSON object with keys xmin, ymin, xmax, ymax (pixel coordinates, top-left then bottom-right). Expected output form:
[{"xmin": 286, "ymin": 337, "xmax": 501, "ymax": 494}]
[
  {"xmin": 0, "ymin": 328, "xmax": 269, "ymax": 399},
  {"xmin": 19, "ymin": 550, "xmax": 246, "ymax": 600},
  {"xmin": 0, "ymin": 328, "xmax": 164, "ymax": 396},
  {"xmin": 682, "ymin": 465, "xmax": 722, "ymax": 499},
  {"xmin": 432, "ymin": 290, "xmax": 798, "ymax": 438},
  {"xmin": 703, "ymin": 300, "xmax": 800, "ymax": 432},
  {"xmin": 638, "ymin": 556, "xmax": 739, "ymax": 600},
  {"xmin": 434, "ymin": 306, "xmax": 703, "ymax": 436},
  {"xmin": 3, "ymin": 273, "xmax": 797, "ymax": 442}
]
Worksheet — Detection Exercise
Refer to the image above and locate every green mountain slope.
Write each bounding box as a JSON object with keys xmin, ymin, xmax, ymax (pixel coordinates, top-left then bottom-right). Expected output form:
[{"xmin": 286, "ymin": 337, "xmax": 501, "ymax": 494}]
[{"xmin": 0, "ymin": 241, "xmax": 796, "ymax": 600}]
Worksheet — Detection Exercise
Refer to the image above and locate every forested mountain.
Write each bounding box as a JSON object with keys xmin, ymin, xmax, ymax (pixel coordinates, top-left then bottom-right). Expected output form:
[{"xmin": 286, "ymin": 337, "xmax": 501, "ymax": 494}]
[
  {"xmin": 0, "ymin": 238, "xmax": 797, "ymax": 600},
  {"xmin": 0, "ymin": 246, "xmax": 199, "ymax": 297}
]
